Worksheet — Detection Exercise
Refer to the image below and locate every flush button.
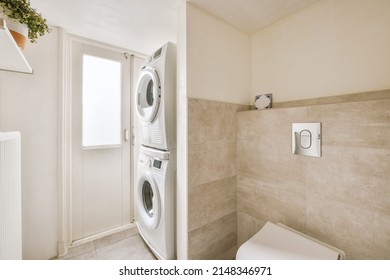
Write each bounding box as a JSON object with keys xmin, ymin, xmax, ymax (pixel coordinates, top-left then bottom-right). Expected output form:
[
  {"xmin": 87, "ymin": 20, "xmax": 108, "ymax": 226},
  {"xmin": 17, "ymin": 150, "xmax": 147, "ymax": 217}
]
[
  {"xmin": 300, "ymin": 129, "xmax": 312, "ymax": 149},
  {"xmin": 292, "ymin": 123, "xmax": 321, "ymax": 157}
]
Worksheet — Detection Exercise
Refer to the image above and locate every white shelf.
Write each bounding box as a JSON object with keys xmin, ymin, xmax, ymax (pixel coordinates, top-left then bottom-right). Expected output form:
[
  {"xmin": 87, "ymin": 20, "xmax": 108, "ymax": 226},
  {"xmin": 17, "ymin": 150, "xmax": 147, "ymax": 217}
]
[{"xmin": 0, "ymin": 18, "xmax": 32, "ymax": 74}]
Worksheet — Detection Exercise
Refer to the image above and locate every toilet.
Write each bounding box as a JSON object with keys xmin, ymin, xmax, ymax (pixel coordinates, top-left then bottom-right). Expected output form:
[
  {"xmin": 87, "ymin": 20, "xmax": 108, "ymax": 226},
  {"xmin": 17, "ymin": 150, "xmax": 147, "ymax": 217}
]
[{"xmin": 236, "ymin": 222, "xmax": 345, "ymax": 260}]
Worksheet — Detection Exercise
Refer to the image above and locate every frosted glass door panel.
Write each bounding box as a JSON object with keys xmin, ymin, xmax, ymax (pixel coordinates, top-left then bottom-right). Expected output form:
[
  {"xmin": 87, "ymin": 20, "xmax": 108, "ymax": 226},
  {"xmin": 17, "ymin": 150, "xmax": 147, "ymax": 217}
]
[{"xmin": 82, "ymin": 55, "xmax": 121, "ymax": 147}]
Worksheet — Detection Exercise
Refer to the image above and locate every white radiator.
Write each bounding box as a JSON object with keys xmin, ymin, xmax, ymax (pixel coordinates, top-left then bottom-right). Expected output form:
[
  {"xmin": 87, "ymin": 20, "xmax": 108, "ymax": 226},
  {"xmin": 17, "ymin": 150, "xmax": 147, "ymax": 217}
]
[{"xmin": 0, "ymin": 132, "xmax": 22, "ymax": 260}]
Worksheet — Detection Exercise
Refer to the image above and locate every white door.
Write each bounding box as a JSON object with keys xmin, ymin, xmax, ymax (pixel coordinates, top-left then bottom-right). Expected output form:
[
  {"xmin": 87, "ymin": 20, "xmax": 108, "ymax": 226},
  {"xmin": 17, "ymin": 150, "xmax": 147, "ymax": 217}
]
[{"xmin": 71, "ymin": 40, "xmax": 132, "ymax": 241}]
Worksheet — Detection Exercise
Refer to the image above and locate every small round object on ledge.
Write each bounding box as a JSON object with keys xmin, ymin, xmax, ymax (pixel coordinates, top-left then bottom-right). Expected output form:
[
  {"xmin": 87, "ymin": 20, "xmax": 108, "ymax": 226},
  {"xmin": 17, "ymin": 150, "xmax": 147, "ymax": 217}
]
[{"xmin": 255, "ymin": 93, "xmax": 272, "ymax": 109}]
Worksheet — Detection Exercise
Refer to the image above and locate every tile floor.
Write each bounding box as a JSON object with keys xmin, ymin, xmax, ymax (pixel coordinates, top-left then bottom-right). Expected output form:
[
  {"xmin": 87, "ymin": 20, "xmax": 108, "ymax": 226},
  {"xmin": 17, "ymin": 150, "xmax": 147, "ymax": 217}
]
[{"xmin": 53, "ymin": 226, "xmax": 157, "ymax": 260}]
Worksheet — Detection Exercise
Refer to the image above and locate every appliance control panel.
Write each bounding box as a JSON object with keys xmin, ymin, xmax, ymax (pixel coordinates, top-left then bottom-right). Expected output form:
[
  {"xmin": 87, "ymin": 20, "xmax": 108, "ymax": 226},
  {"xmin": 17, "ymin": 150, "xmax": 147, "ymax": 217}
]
[{"xmin": 153, "ymin": 159, "xmax": 162, "ymax": 169}]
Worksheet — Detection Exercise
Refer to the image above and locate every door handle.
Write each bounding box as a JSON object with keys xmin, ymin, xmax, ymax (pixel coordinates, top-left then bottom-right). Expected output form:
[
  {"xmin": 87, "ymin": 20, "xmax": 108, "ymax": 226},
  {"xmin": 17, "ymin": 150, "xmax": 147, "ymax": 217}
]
[{"xmin": 124, "ymin": 129, "xmax": 129, "ymax": 142}]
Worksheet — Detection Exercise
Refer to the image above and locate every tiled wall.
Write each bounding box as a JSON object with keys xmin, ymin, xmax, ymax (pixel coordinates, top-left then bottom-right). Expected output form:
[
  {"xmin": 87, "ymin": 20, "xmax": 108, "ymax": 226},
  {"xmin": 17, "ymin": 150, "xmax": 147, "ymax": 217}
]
[
  {"xmin": 187, "ymin": 98, "xmax": 248, "ymax": 259},
  {"xmin": 237, "ymin": 93, "xmax": 390, "ymax": 259},
  {"xmin": 188, "ymin": 92, "xmax": 390, "ymax": 260}
]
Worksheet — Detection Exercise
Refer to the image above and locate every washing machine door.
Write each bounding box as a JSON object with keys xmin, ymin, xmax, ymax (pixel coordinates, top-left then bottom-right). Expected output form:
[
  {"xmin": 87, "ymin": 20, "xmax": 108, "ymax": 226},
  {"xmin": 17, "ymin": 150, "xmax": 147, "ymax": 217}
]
[
  {"xmin": 136, "ymin": 67, "xmax": 161, "ymax": 124},
  {"xmin": 136, "ymin": 171, "xmax": 161, "ymax": 230}
]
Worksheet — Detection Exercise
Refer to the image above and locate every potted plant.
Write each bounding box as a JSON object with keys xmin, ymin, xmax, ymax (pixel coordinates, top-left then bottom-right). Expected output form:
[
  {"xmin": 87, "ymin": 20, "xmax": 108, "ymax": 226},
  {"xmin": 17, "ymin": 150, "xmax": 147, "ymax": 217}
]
[{"xmin": 0, "ymin": 0, "xmax": 50, "ymax": 49}]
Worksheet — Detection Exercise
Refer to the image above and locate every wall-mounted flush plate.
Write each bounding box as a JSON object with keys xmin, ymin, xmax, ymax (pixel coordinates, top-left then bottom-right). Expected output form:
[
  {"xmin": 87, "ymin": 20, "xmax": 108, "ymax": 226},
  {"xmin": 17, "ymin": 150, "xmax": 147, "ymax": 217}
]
[{"xmin": 292, "ymin": 123, "xmax": 321, "ymax": 157}]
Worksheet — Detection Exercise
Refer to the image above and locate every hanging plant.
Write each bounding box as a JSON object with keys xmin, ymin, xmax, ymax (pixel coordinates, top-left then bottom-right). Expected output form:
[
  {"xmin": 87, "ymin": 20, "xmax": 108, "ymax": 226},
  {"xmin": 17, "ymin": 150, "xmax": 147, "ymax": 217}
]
[{"xmin": 0, "ymin": 0, "xmax": 50, "ymax": 43}]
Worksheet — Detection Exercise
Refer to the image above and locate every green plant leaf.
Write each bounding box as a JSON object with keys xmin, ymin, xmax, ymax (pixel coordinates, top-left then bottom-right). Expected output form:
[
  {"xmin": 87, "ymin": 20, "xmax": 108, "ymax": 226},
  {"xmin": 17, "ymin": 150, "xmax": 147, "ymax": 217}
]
[{"xmin": 0, "ymin": 0, "xmax": 50, "ymax": 43}]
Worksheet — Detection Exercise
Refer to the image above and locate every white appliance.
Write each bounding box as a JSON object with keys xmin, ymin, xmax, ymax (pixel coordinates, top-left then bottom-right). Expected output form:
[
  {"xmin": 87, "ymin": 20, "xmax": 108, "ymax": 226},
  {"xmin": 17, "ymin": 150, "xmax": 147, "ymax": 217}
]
[
  {"xmin": 135, "ymin": 42, "xmax": 176, "ymax": 151},
  {"xmin": 135, "ymin": 146, "xmax": 176, "ymax": 260},
  {"xmin": 236, "ymin": 221, "xmax": 345, "ymax": 260}
]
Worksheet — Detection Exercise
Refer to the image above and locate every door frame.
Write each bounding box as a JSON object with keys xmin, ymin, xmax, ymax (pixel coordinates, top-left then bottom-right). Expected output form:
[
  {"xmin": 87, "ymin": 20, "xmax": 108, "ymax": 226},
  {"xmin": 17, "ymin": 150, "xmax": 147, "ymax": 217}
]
[{"xmin": 56, "ymin": 31, "xmax": 146, "ymax": 256}]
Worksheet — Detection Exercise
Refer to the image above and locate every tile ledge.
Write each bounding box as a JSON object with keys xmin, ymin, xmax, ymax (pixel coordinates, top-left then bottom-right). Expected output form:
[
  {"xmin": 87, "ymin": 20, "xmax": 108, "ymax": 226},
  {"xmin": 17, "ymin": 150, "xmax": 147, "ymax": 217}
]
[{"xmin": 242, "ymin": 89, "xmax": 390, "ymax": 112}]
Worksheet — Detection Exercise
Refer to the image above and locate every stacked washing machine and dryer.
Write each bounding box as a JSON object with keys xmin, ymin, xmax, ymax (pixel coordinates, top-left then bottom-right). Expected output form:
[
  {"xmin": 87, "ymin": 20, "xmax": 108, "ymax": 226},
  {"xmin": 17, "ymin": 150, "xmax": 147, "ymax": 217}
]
[{"xmin": 135, "ymin": 42, "xmax": 177, "ymax": 260}]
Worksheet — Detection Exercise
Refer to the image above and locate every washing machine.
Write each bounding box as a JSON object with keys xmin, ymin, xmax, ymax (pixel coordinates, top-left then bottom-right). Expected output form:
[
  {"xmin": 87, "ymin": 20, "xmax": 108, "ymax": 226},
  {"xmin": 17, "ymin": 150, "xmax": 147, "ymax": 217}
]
[
  {"xmin": 135, "ymin": 146, "xmax": 176, "ymax": 260},
  {"xmin": 136, "ymin": 42, "xmax": 176, "ymax": 151}
]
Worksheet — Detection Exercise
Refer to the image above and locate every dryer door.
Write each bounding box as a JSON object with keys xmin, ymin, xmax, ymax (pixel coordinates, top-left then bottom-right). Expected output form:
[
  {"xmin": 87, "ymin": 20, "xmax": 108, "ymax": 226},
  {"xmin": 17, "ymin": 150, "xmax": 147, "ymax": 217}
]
[
  {"xmin": 136, "ymin": 67, "xmax": 161, "ymax": 124},
  {"xmin": 136, "ymin": 171, "xmax": 161, "ymax": 230}
]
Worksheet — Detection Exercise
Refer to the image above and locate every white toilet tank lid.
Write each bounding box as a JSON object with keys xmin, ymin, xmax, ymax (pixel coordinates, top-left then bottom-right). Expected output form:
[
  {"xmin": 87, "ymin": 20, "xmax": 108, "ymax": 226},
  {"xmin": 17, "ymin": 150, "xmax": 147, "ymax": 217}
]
[{"xmin": 236, "ymin": 222, "xmax": 345, "ymax": 260}]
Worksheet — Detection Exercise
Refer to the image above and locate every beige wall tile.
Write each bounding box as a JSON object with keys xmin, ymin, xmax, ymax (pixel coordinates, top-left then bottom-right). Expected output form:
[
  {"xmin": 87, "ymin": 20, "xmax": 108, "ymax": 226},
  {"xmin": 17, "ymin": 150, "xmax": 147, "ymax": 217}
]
[
  {"xmin": 236, "ymin": 106, "xmax": 307, "ymax": 141},
  {"xmin": 188, "ymin": 139, "xmax": 236, "ymax": 186},
  {"xmin": 307, "ymin": 99, "xmax": 390, "ymax": 149},
  {"xmin": 237, "ymin": 139, "xmax": 307, "ymax": 189},
  {"xmin": 237, "ymin": 211, "xmax": 266, "ymax": 248},
  {"xmin": 216, "ymin": 246, "xmax": 238, "ymax": 260},
  {"xmin": 188, "ymin": 98, "xmax": 244, "ymax": 259},
  {"xmin": 237, "ymin": 175, "xmax": 307, "ymax": 233},
  {"xmin": 188, "ymin": 98, "xmax": 249, "ymax": 145},
  {"xmin": 306, "ymin": 194, "xmax": 390, "ymax": 259},
  {"xmin": 189, "ymin": 176, "xmax": 236, "ymax": 231},
  {"xmin": 307, "ymin": 146, "xmax": 390, "ymax": 216},
  {"xmin": 188, "ymin": 212, "xmax": 237, "ymax": 260}
]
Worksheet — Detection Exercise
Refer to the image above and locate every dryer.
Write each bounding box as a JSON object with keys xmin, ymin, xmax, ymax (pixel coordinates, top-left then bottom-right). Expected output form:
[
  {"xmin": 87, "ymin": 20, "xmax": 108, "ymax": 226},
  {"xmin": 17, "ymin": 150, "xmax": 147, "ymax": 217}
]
[
  {"xmin": 135, "ymin": 146, "xmax": 176, "ymax": 260},
  {"xmin": 136, "ymin": 42, "xmax": 176, "ymax": 151}
]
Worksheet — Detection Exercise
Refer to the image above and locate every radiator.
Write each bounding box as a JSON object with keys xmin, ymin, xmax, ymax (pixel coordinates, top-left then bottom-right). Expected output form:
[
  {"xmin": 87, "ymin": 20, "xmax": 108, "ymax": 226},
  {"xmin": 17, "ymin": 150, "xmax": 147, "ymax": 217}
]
[{"xmin": 0, "ymin": 132, "xmax": 22, "ymax": 260}]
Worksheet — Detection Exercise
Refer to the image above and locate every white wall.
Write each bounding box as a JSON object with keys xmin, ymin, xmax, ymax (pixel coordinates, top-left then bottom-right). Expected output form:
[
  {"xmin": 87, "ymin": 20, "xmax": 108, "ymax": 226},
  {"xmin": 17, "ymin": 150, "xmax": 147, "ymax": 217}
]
[
  {"xmin": 0, "ymin": 28, "xmax": 59, "ymax": 259},
  {"xmin": 176, "ymin": 2, "xmax": 251, "ymax": 260},
  {"xmin": 187, "ymin": 4, "xmax": 250, "ymax": 105},
  {"xmin": 251, "ymin": 0, "xmax": 390, "ymax": 103},
  {"xmin": 176, "ymin": 2, "xmax": 188, "ymax": 260}
]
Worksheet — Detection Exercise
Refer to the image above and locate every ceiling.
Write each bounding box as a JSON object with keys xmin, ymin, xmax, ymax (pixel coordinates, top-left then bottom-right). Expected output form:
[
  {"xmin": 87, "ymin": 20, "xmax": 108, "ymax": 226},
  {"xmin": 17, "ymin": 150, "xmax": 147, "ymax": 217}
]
[
  {"xmin": 188, "ymin": 0, "xmax": 320, "ymax": 34},
  {"xmin": 30, "ymin": 0, "xmax": 319, "ymax": 55}
]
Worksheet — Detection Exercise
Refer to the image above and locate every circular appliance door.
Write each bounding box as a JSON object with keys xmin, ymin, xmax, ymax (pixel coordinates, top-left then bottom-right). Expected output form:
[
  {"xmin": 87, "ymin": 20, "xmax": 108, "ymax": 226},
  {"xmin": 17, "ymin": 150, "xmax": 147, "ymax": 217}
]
[
  {"xmin": 136, "ymin": 171, "xmax": 161, "ymax": 230},
  {"xmin": 136, "ymin": 67, "xmax": 161, "ymax": 124}
]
